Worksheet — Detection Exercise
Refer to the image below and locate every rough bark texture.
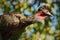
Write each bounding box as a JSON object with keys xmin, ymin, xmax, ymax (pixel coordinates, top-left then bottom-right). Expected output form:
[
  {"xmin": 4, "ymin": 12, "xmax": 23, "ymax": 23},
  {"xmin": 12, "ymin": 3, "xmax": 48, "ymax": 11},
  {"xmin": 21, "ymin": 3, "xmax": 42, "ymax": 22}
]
[{"xmin": 0, "ymin": 13, "xmax": 36, "ymax": 40}]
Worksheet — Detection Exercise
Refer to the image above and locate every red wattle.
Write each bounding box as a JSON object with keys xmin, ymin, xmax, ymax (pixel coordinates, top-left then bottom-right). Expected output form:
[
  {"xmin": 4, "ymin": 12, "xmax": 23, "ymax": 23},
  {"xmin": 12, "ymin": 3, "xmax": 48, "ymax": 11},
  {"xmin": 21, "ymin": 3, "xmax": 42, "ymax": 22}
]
[{"xmin": 36, "ymin": 12, "xmax": 47, "ymax": 20}]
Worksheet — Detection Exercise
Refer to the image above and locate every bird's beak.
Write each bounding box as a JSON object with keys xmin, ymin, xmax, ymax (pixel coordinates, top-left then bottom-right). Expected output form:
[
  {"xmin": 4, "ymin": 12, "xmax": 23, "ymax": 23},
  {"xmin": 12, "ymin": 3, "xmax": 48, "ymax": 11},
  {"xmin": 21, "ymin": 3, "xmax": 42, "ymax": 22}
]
[
  {"xmin": 42, "ymin": 9, "xmax": 53, "ymax": 16},
  {"xmin": 46, "ymin": 11, "xmax": 53, "ymax": 16}
]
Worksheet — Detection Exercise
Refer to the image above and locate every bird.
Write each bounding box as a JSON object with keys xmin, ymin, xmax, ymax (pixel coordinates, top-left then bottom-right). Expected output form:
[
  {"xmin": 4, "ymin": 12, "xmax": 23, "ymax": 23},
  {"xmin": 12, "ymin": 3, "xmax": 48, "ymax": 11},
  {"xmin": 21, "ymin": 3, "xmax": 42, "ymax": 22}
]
[{"xmin": 0, "ymin": 5, "xmax": 52, "ymax": 40}]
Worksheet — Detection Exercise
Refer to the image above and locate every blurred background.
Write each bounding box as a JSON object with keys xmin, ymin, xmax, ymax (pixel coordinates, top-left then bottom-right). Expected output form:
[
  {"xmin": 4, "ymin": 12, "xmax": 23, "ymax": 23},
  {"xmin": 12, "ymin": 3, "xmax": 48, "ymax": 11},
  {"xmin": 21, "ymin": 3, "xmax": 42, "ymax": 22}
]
[{"xmin": 0, "ymin": 0, "xmax": 60, "ymax": 40}]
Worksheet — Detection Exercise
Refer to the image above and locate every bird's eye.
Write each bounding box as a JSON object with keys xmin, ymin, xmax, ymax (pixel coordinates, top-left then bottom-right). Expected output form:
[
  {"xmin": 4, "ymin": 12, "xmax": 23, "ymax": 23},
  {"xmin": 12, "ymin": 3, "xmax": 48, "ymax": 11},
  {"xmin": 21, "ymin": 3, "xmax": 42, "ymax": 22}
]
[{"xmin": 42, "ymin": 7, "xmax": 45, "ymax": 9}]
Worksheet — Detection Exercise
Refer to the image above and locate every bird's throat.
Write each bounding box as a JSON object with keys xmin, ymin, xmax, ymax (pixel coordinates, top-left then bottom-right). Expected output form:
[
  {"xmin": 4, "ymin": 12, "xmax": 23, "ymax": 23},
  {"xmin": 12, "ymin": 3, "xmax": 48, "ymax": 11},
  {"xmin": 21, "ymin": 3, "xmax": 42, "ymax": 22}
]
[{"xmin": 36, "ymin": 12, "xmax": 47, "ymax": 20}]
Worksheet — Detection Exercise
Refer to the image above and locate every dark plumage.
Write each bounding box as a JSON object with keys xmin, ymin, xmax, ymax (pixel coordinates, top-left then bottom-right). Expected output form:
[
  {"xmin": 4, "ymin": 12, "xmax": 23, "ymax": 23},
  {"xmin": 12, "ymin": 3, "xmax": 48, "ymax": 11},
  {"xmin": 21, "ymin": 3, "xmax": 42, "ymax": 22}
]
[{"xmin": 0, "ymin": 13, "xmax": 36, "ymax": 40}]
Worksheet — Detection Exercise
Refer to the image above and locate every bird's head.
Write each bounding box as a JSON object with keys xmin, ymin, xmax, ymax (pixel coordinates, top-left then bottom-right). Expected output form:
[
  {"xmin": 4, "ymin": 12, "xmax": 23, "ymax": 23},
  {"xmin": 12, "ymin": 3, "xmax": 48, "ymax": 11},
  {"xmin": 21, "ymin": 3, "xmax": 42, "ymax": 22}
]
[{"xmin": 35, "ymin": 4, "xmax": 53, "ymax": 20}]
